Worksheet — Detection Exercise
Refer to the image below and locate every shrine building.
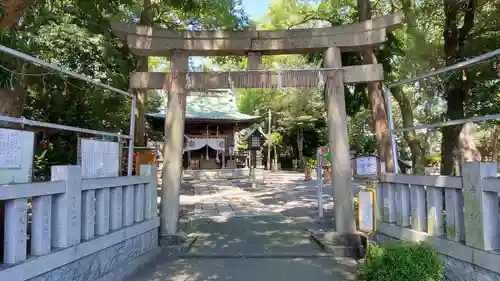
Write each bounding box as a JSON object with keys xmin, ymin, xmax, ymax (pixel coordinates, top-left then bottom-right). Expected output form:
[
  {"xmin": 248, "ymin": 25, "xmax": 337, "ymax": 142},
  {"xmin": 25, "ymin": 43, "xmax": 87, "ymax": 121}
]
[{"xmin": 146, "ymin": 89, "xmax": 261, "ymax": 170}]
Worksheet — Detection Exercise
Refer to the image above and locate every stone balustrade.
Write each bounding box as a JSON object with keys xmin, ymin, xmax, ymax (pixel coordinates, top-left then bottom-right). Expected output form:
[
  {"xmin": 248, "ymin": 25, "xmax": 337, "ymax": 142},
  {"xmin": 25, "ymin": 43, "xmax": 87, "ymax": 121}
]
[
  {"xmin": 377, "ymin": 162, "xmax": 500, "ymax": 280},
  {"xmin": 0, "ymin": 165, "xmax": 159, "ymax": 281}
]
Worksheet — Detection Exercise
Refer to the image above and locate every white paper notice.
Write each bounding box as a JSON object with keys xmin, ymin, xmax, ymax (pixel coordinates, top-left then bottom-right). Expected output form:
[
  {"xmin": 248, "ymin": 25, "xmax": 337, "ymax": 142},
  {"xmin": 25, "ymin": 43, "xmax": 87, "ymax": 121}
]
[
  {"xmin": 0, "ymin": 128, "xmax": 23, "ymax": 168},
  {"xmin": 80, "ymin": 139, "xmax": 119, "ymax": 179},
  {"xmin": 359, "ymin": 189, "xmax": 375, "ymax": 232},
  {"xmin": 356, "ymin": 156, "xmax": 378, "ymax": 176}
]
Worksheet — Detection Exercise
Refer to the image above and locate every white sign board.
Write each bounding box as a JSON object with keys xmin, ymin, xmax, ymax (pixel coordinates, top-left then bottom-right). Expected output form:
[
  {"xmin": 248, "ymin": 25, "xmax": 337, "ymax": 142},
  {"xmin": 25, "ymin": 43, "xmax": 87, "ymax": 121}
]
[
  {"xmin": 0, "ymin": 129, "xmax": 34, "ymax": 184},
  {"xmin": 358, "ymin": 189, "xmax": 375, "ymax": 232},
  {"xmin": 0, "ymin": 128, "xmax": 24, "ymax": 168},
  {"xmin": 356, "ymin": 156, "xmax": 378, "ymax": 177},
  {"xmin": 79, "ymin": 138, "xmax": 120, "ymax": 179}
]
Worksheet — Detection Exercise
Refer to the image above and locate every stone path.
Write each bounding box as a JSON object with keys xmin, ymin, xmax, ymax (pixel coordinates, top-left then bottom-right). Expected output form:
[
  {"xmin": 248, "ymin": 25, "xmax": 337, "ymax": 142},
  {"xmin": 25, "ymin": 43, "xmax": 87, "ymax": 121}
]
[
  {"xmin": 129, "ymin": 214, "xmax": 359, "ymax": 281},
  {"xmin": 130, "ymin": 171, "xmax": 363, "ymax": 281},
  {"xmin": 182, "ymin": 172, "xmax": 366, "ymax": 230}
]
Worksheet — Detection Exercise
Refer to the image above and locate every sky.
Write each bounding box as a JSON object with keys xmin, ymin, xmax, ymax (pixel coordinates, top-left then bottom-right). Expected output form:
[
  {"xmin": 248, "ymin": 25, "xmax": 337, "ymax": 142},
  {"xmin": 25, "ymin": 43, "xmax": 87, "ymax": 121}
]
[
  {"xmin": 190, "ymin": 0, "xmax": 271, "ymax": 67},
  {"xmin": 242, "ymin": 0, "xmax": 271, "ymax": 20}
]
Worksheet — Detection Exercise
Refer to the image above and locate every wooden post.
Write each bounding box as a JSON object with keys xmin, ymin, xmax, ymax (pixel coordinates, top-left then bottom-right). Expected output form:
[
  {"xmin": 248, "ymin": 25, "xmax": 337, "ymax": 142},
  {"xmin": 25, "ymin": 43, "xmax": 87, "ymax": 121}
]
[
  {"xmin": 247, "ymin": 52, "xmax": 263, "ymax": 70},
  {"xmin": 160, "ymin": 50, "xmax": 189, "ymax": 236},
  {"xmin": 323, "ymin": 47, "xmax": 356, "ymax": 234},
  {"xmin": 222, "ymin": 150, "xmax": 225, "ymax": 168}
]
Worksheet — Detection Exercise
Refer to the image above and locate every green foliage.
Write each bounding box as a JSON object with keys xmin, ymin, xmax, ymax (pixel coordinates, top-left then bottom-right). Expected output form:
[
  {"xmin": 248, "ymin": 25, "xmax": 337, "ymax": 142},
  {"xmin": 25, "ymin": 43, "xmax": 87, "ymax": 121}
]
[
  {"xmin": 307, "ymin": 157, "xmax": 317, "ymax": 169},
  {"xmin": 358, "ymin": 242, "xmax": 444, "ymax": 281},
  {"xmin": 424, "ymin": 154, "xmax": 441, "ymax": 167},
  {"xmin": 0, "ymin": 0, "xmax": 249, "ymax": 176}
]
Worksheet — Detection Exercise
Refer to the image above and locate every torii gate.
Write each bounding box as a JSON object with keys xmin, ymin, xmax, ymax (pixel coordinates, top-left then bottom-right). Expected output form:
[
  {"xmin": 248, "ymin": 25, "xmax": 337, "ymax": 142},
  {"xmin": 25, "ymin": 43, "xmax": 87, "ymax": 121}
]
[{"xmin": 111, "ymin": 11, "xmax": 404, "ymax": 241}]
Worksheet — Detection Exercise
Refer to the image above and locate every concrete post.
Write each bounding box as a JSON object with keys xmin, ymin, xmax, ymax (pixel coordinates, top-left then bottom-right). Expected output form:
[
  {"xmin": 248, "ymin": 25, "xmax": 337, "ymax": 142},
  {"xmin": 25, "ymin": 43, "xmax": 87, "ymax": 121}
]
[
  {"xmin": 323, "ymin": 47, "xmax": 357, "ymax": 234},
  {"xmin": 160, "ymin": 51, "xmax": 189, "ymax": 237},
  {"xmin": 462, "ymin": 162, "xmax": 500, "ymax": 251},
  {"xmin": 51, "ymin": 165, "xmax": 82, "ymax": 248},
  {"xmin": 141, "ymin": 164, "xmax": 159, "ymax": 220}
]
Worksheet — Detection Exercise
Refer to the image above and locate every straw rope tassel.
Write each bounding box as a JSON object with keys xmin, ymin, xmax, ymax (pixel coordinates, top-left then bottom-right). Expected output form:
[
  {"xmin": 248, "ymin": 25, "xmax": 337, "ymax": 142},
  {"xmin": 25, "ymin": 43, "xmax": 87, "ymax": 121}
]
[
  {"xmin": 216, "ymin": 125, "xmax": 220, "ymax": 162},
  {"xmin": 206, "ymin": 125, "xmax": 209, "ymax": 160}
]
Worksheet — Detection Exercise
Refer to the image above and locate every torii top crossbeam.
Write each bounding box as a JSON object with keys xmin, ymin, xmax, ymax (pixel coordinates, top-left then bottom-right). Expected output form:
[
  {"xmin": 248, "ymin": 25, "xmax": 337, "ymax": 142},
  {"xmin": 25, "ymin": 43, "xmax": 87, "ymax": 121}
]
[{"xmin": 111, "ymin": 11, "xmax": 403, "ymax": 57}]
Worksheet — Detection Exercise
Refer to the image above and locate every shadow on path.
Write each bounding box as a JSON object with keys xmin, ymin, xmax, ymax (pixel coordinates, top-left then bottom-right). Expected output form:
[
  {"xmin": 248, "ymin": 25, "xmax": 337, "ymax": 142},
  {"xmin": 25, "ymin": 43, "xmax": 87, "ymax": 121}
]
[{"xmin": 129, "ymin": 215, "xmax": 359, "ymax": 281}]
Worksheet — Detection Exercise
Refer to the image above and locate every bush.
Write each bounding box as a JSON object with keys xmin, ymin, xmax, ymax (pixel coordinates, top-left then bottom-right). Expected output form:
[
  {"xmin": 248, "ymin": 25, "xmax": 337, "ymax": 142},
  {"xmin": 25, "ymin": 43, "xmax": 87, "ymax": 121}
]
[
  {"xmin": 358, "ymin": 242, "xmax": 444, "ymax": 281},
  {"xmin": 424, "ymin": 154, "xmax": 441, "ymax": 167}
]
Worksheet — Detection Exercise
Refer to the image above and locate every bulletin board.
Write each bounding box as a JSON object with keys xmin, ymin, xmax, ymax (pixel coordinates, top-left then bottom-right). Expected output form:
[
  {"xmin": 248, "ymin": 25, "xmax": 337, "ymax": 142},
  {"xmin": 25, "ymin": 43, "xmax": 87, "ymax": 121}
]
[{"xmin": 78, "ymin": 138, "xmax": 120, "ymax": 179}]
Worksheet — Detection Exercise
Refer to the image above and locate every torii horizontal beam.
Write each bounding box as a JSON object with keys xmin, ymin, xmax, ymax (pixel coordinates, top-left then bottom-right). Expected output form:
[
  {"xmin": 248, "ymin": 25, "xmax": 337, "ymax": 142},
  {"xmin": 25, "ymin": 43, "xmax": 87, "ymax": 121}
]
[
  {"xmin": 111, "ymin": 11, "xmax": 404, "ymax": 56},
  {"xmin": 129, "ymin": 64, "xmax": 384, "ymax": 90},
  {"xmin": 125, "ymin": 29, "xmax": 388, "ymax": 56}
]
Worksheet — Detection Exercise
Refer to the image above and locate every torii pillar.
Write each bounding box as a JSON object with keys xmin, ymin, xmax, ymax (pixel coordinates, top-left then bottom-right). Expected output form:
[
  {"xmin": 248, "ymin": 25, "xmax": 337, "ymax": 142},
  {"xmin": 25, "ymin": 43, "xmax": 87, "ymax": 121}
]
[
  {"xmin": 323, "ymin": 47, "xmax": 357, "ymax": 234},
  {"xmin": 160, "ymin": 51, "xmax": 189, "ymax": 243},
  {"xmin": 247, "ymin": 52, "xmax": 264, "ymax": 170}
]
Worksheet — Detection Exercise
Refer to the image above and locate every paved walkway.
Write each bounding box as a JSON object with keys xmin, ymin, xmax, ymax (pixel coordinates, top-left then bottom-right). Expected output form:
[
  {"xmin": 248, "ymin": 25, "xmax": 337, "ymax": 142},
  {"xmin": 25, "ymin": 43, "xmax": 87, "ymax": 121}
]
[{"xmin": 130, "ymin": 171, "xmax": 362, "ymax": 281}]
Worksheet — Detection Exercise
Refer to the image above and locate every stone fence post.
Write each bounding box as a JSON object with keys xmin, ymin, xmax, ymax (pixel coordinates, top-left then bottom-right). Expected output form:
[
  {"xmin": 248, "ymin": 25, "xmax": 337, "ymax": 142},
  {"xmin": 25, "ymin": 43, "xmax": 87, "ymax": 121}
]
[
  {"xmin": 51, "ymin": 165, "xmax": 82, "ymax": 248},
  {"xmin": 462, "ymin": 162, "xmax": 500, "ymax": 251}
]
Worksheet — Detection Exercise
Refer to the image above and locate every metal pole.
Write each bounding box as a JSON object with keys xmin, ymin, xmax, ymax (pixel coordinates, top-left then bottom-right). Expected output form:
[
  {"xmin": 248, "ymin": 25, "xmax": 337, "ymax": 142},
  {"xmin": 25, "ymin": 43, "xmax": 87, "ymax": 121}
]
[
  {"xmin": 394, "ymin": 113, "xmax": 500, "ymax": 133},
  {"xmin": 382, "ymin": 87, "xmax": 400, "ymax": 173},
  {"xmin": 316, "ymin": 148, "xmax": 324, "ymax": 219},
  {"xmin": 127, "ymin": 97, "xmax": 136, "ymax": 176},
  {"xmin": 267, "ymin": 109, "xmax": 272, "ymax": 171},
  {"xmin": 0, "ymin": 115, "xmax": 128, "ymax": 139},
  {"xmin": 388, "ymin": 48, "xmax": 500, "ymax": 88},
  {"xmin": 0, "ymin": 44, "xmax": 133, "ymax": 98}
]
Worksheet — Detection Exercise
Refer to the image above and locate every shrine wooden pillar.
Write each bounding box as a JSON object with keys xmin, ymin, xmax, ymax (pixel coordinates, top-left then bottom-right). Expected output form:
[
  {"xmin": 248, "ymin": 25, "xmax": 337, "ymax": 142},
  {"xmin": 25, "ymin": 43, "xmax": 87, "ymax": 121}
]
[
  {"xmin": 323, "ymin": 47, "xmax": 357, "ymax": 234},
  {"xmin": 160, "ymin": 50, "xmax": 189, "ymax": 238}
]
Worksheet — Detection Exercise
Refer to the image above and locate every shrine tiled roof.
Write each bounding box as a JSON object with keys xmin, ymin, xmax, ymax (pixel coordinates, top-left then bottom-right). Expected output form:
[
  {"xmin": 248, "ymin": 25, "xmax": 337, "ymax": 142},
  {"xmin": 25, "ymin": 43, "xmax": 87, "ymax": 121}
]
[{"xmin": 147, "ymin": 90, "xmax": 261, "ymax": 122}]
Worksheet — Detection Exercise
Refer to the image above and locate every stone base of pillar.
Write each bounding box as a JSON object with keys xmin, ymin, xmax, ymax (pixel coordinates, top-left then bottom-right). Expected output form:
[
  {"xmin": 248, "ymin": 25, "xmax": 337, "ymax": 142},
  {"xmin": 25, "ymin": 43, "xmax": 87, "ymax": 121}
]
[
  {"xmin": 310, "ymin": 231, "xmax": 367, "ymax": 258},
  {"xmin": 159, "ymin": 232, "xmax": 188, "ymax": 246}
]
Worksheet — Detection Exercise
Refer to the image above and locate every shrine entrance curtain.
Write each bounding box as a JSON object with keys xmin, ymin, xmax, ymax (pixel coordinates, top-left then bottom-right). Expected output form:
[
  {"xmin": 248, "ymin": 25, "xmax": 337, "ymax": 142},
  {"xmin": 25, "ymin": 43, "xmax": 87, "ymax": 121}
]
[
  {"xmin": 184, "ymin": 138, "xmax": 225, "ymax": 152},
  {"xmin": 207, "ymin": 138, "xmax": 225, "ymax": 151}
]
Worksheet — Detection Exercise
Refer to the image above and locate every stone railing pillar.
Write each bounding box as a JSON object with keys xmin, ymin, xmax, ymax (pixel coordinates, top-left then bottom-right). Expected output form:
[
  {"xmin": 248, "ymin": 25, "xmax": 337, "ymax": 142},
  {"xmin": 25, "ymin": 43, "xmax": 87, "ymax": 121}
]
[
  {"xmin": 160, "ymin": 50, "xmax": 189, "ymax": 237},
  {"xmin": 462, "ymin": 162, "xmax": 500, "ymax": 251},
  {"xmin": 51, "ymin": 166, "xmax": 82, "ymax": 248}
]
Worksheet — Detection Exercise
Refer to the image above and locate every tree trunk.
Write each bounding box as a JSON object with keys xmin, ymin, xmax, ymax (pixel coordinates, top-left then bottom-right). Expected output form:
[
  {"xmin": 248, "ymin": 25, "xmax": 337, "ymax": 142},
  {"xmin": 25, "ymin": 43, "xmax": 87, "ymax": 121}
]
[
  {"xmin": 356, "ymin": 0, "xmax": 394, "ymax": 172},
  {"xmin": 0, "ymin": 85, "xmax": 26, "ymax": 117},
  {"xmin": 441, "ymin": 0, "xmax": 477, "ymax": 175},
  {"xmin": 0, "ymin": 1, "xmax": 29, "ymax": 121},
  {"xmin": 391, "ymin": 87, "xmax": 425, "ymax": 174},
  {"xmin": 133, "ymin": 0, "xmax": 154, "ymax": 146},
  {"xmin": 459, "ymin": 122, "xmax": 480, "ymax": 165},
  {"xmin": 492, "ymin": 126, "xmax": 500, "ymax": 161},
  {"xmin": 273, "ymin": 144, "xmax": 278, "ymax": 171},
  {"xmin": 0, "ymin": 75, "xmax": 27, "ymax": 131},
  {"xmin": 297, "ymin": 128, "xmax": 306, "ymax": 169},
  {"xmin": 0, "ymin": 0, "xmax": 34, "ymax": 30}
]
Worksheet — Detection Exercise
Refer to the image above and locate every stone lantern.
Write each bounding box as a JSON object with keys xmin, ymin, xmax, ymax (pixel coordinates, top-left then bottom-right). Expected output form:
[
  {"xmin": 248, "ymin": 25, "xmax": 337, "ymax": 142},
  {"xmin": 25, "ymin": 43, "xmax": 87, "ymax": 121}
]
[{"xmin": 243, "ymin": 126, "xmax": 267, "ymax": 169}]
